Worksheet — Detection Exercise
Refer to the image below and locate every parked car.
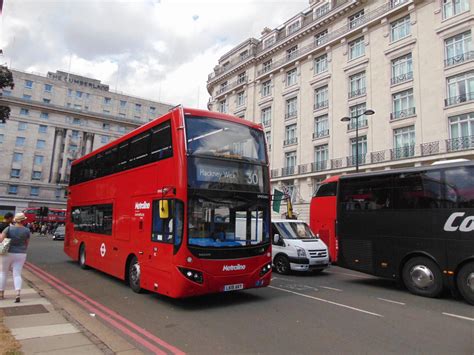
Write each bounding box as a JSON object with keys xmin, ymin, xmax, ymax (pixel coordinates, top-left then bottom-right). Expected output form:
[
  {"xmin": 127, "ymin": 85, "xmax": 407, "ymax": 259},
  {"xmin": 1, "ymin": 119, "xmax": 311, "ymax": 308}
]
[
  {"xmin": 272, "ymin": 219, "xmax": 329, "ymax": 274},
  {"xmin": 52, "ymin": 225, "xmax": 65, "ymax": 241}
]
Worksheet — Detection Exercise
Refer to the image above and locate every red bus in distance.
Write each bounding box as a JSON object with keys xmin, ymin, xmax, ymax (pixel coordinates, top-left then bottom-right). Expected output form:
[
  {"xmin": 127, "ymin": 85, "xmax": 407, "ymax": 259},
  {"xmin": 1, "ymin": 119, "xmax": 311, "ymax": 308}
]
[
  {"xmin": 23, "ymin": 208, "xmax": 67, "ymax": 224},
  {"xmin": 64, "ymin": 107, "xmax": 272, "ymax": 298}
]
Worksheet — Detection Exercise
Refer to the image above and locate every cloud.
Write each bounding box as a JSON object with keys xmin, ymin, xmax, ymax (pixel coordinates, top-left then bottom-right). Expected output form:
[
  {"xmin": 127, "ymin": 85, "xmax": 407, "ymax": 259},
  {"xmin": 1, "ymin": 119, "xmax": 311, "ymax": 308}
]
[{"xmin": 1, "ymin": 0, "xmax": 307, "ymax": 108}]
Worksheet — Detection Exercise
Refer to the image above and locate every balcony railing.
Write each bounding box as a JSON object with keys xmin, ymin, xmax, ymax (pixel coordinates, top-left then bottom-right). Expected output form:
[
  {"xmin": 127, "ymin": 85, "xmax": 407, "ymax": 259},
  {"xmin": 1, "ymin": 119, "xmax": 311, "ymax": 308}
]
[
  {"xmin": 215, "ymin": 76, "xmax": 248, "ymax": 96},
  {"xmin": 348, "ymin": 87, "xmax": 366, "ymax": 99},
  {"xmin": 444, "ymin": 51, "xmax": 474, "ymax": 67},
  {"xmin": 391, "ymin": 71, "xmax": 413, "ymax": 85},
  {"xmin": 347, "ymin": 118, "xmax": 368, "ymax": 130},
  {"xmin": 285, "ymin": 111, "xmax": 297, "ymax": 120},
  {"xmin": 347, "ymin": 154, "xmax": 367, "ymax": 166},
  {"xmin": 314, "ymin": 100, "xmax": 329, "ymax": 110},
  {"xmin": 281, "ymin": 166, "xmax": 296, "ymax": 177},
  {"xmin": 262, "ymin": 120, "xmax": 271, "ymax": 128},
  {"xmin": 298, "ymin": 164, "xmax": 308, "ymax": 174},
  {"xmin": 284, "ymin": 137, "xmax": 298, "ymax": 146},
  {"xmin": 391, "ymin": 145, "xmax": 415, "ymax": 159},
  {"xmin": 370, "ymin": 150, "xmax": 386, "ymax": 163},
  {"xmin": 311, "ymin": 161, "xmax": 328, "ymax": 172},
  {"xmin": 446, "ymin": 135, "xmax": 474, "ymax": 152},
  {"xmin": 271, "ymin": 169, "xmax": 279, "ymax": 178},
  {"xmin": 421, "ymin": 141, "xmax": 439, "ymax": 156},
  {"xmin": 445, "ymin": 92, "xmax": 474, "ymax": 107},
  {"xmin": 391, "ymin": 107, "xmax": 416, "ymax": 120},
  {"xmin": 313, "ymin": 129, "xmax": 329, "ymax": 139}
]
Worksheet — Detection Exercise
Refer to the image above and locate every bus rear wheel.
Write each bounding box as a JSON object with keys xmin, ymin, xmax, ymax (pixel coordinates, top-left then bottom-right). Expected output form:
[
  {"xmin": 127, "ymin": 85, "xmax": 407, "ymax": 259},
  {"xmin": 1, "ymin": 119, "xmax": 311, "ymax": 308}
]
[
  {"xmin": 402, "ymin": 257, "xmax": 443, "ymax": 298},
  {"xmin": 456, "ymin": 262, "xmax": 474, "ymax": 305},
  {"xmin": 128, "ymin": 256, "xmax": 142, "ymax": 293},
  {"xmin": 79, "ymin": 244, "xmax": 88, "ymax": 269},
  {"xmin": 274, "ymin": 255, "xmax": 290, "ymax": 275}
]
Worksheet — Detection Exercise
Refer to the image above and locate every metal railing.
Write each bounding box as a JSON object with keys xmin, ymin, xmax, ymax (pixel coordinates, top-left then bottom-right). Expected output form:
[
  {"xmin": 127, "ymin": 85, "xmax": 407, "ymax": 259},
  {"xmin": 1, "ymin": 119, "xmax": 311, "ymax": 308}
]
[
  {"xmin": 391, "ymin": 71, "xmax": 413, "ymax": 85},
  {"xmin": 262, "ymin": 120, "xmax": 271, "ymax": 128},
  {"xmin": 444, "ymin": 51, "xmax": 474, "ymax": 67},
  {"xmin": 281, "ymin": 166, "xmax": 296, "ymax": 177},
  {"xmin": 391, "ymin": 107, "xmax": 416, "ymax": 120},
  {"xmin": 314, "ymin": 100, "xmax": 329, "ymax": 110},
  {"xmin": 215, "ymin": 76, "xmax": 248, "ymax": 96},
  {"xmin": 347, "ymin": 118, "xmax": 368, "ymax": 130},
  {"xmin": 313, "ymin": 129, "xmax": 329, "ymax": 139},
  {"xmin": 445, "ymin": 92, "xmax": 474, "ymax": 107},
  {"xmin": 391, "ymin": 145, "xmax": 416, "ymax": 159},
  {"xmin": 311, "ymin": 161, "xmax": 328, "ymax": 172},
  {"xmin": 347, "ymin": 154, "xmax": 367, "ymax": 166},
  {"xmin": 348, "ymin": 87, "xmax": 366, "ymax": 99},
  {"xmin": 285, "ymin": 111, "xmax": 297, "ymax": 120},
  {"xmin": 284, "ymin": 137, "xmax": 298, "ymax": 146},
  {"xmin": 446, "ymin": 135, "xmax": 474, "ymax": 152}
]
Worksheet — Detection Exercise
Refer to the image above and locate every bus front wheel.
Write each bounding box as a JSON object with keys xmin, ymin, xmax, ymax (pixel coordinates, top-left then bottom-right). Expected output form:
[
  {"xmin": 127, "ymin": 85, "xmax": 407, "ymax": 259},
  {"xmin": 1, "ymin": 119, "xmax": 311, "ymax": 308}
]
[
  {"xmin": 79, "ymin": 244, "xmax": 88, "ymax": 269},
  {"xmin": 456, "ymin": 262, "xmax": 474, "ymax": 305},
  {"xmin": 128, "ymin": 256, "xmax": 142, "ymax": 293},
  {"xmin": 402, "ymin": 257, "xmax": 443, "ymax": 298}
]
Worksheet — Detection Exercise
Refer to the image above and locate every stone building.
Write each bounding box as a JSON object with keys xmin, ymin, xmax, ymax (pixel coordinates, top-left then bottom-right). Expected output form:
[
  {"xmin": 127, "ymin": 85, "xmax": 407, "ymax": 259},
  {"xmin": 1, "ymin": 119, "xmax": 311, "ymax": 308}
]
[
  {"xmin": 0, "ymin": 69, "xmax": 173, "ymax": 215},
  {"xmin": 206, "ymin": 0, "xmax": 474, "ymax": 220}
]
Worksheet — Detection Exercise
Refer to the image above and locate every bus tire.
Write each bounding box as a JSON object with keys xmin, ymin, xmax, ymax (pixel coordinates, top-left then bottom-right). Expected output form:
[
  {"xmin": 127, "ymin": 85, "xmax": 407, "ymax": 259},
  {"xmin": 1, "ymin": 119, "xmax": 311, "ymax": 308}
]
[
  {"xmin": 402, "ymin": 256, "xmax": 443, "ymax": 298},
  {"xmin": 456, "ymin": 262, "xmax": 474, "ymax": 305},
  {"xmin": 274, "ymin": 255, "xmax": 290, "ymax": 275},
  {"xmin": 128, "ymin": 256, "xmax": 142, "ymax": 293},
  {"xmin": 79, "ymin": 244, "xmax": 88, "ymax": 269}
]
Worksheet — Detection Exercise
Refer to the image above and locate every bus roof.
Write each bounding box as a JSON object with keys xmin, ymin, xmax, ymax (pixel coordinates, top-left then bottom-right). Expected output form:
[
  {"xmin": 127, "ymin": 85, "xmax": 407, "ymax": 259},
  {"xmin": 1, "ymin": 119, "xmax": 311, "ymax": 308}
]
[{"xmin": 72, "ymin": 107, "xmax": 264, "ymax": 166}]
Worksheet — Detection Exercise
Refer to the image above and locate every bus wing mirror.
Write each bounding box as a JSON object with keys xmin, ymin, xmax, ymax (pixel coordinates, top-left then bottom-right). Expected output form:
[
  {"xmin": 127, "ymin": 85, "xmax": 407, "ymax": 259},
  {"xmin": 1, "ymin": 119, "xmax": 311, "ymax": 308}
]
[{"xmin": 159, "ymin": 200, "xmax": 169, "ymax": 219}]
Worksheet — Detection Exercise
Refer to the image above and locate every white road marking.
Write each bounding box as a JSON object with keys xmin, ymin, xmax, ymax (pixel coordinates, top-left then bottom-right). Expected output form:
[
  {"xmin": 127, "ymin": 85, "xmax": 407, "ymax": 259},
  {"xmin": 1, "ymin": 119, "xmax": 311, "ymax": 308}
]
[
  {"xmin": 442, "ymin": 312, "xmax": 474, "ymax": 322},
  {"xmin": 321, "ymin": 286, "xmax": 343, "ymax": 292},
  {"xmin": 377, "ymin": 297, "xmax": 405, "ymax": 306},
  {"xmin": 326, "ymin": 270, "xmax": 368, "ymax": 279},
  {"xmin": 269, "ymin": 286, "xmax": 383, "ymax": 318},
  {"xmin": 271, "ymin": 276, "xmax": 294, "ymax": 282}
]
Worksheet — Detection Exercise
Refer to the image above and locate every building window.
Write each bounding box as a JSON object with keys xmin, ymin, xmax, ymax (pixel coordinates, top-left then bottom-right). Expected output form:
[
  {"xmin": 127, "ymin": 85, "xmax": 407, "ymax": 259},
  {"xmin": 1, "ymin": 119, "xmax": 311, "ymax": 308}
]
[
  {"xmin": 349, "ymin": 37, "xmax": 365, "ymax": 60},
  {"xmin": 219, "ymin": 99, "xmax": 228, "ymax": 113},
  {"xmin": 285, "ymin": 97, "xmax": 298, "ymax": 119},
  {"xmin": 23, "ymin": 94, "xmax": 32, "ymax": 100},
  {"xmin": 104, "ymin": 97, "xmax": 112, "ymax": 105},
  {"xmin": 103, "ymin": 123, "xmax": 110, "ymax": 130},
  {"xmin": 120, "ymin": 100, "xmax": 127, "ymax": 108},
  {"xmin": 314, "ymin": 30, "xmax": 328, "ymax": 47},
  {"xmin": 68, "ymin": 144, "xmax": 78, "ymax": 154},
  {"xmin": 262, "ymin": 60, "xmax": 272, "ymax": 74},
  {"xmin": 40, "ymin": 112, "xmax": 49, "ymax": 119},
  {"xmin": 32, "ymin": 171, "xmax": 42, "ymax": 180},
  {"xmin": 265, "ymin": 131, "xmax": 271, "ymax": 150},
  {"xmin": 34, "ymin": 155, "xmax": 44, "ymax": 165},
  {"xmin": 18, "ymin": 122, "xmax": 28, "ymax": 131},
  {"xmin": 263, "ymin": 35, "xmax": 276, "ymax": 49},
  {"xmin": 8, "ymin": 185, "xmax": 18, "ymax": 195},
  {"xmin": 284, "ymin": 151, "xmax": 297, "ymax": 174},
  {"xmin": 118, "ymin": 126, "xmax": 126, "ymax": 134},
  {"xmin": 314, "ymin": 115, "xmax": 329, "ymax": 139},
  {"xmin": 261, "ymin": 107, "xmax": 272, "ymax": 127},
  {"xmin": 393, "ymin": 126, "xmax": 415, "ymax": 158},
  {"xmin": 287, "ymin": 20, "xmax": 301, "ymax": 35},
  {"xmin": 13, "ymin": 153, "xmax": 23, "ymax": 163},
  {"xmin": 72, "ymin": 117, "xmax": 81, "ymax": 125},
  {"xmin": 287, "ymin": 46, "xmax": 298, "ymax": 60},
  {"xmin": 349, "ymin": 72, "xmax": 366, "ymax": 98},
  {"xmin": 390, "ymin": 16, "xmax": 411, "ymax": 42},
  {"xmin": 36, "ymin": 139, "xmax": 46, "ymax": 149},
  {"xmin": 55, "ymin": 188, "xmax": 62, "ymax": 199},
  {"xmin": 284, "ymin": 124, "xmax": 297, "ymax": 146},
  {"xmin": 446, "ymin": 71, "xmax": 474, "ymax": 106},
  {"xmin": 350, "ymin": 136, "xmax": 367, "ymax": 165},
  {"xmin": 286, "ymin": 68, "xmax": 297, "ymax": 86},
  {"xmin": 392, "ymin": 89, "xmax": 415, "ymax": 119},
  {"xmin": 349, "ymin": 103, "xmax": 368, "ymax": 129},
  {"xmin": 71, "ymin": 130, "xmax": 80, "ymax": 139},
  {"xmin": 240, "ymin": 50, "xmax": 249, "ymax": 60},
  {"xmin": 38, "ymin": 125, "xmax": 47, "ymax": 134},
  {"xmin": 135, "ymin": 103, "xmax": 142, "ymax": 112},
  {"xmin": 119, "ymin": 113, "xmax": 126, "ymax": 118},
  {"xmin": 75, "ymin": 104, "xmax": 83, "ymax": 110},
  {"xmin": 76, "ymin": 91, "xmax": 83, "ymax": 99},
  {"xmin": 10, "ymin": 169, "xmax": 20, "ymax": 178},
  {"xmin": 43, "ymin": 98, "xmax": 51, "ymax": 104},
  {"xmin": 24, "ymin": 80, "xmax": 33, "ymax": 89},
  {"xmin": 0, "ymin": 134, "xmax": 3, "ymax": 144},
  {"xmin": 44, "ymin": 84, "xmax": 53, "ymax": 93},
  {"xmin": 314, "ymin": 3, "xmax": 330, "ymax": 19},
  {"xmin": 237, "ymin": 91, "xmax": 245, "ymax": 106},
  {"xmin": 15, "ymin": 137, "xmax": 26, "ymax": 147},
  {"xmin": 20, "ymin": 108, "xmax": 29, "ymax": 116},
  {"xmin": 101, "ymin": 135, "xmax": 109, "ymax": 144},
  {"xmin": 67, "ymin": 89, "xmax": 73, "ymax": 97},
  {"xmin": 391, "ymin": 53, "xmax": 413, "ymax": 85},
  {"xmin": 443, "ymin": 0, "xmax": 470, "ymax": 19},
  {"xmin": 448, "ymin": 112, "xmax": 474, "ymax": 150},
  {"xmin": 314, "ymin": 54, "xmax": 328, "ymax": 75},
  {"xmin": 30, "ymin": 187, "xmax": 39, "ymax": 196},
  {"xmin": 314, "ymin": 86, "xmax": 329, "ymax": 110},
  {"xmin": 349, "ymin": 10, "xmax": 365, "ymax": 29},
  {"xmin": 237, "ymin": 72, "xmax": 247, "ymax": 84},
  {"xmin": 444, "ymin": 31, "xmax": 472, "ymax": 67},
  {"xmin": 314, "ymin": 145, "xmax": 328, "ymax": 171},
  {"xmin": 2, "ymin": 90, "xmax": 11, "ymax": 96},
  {"xmin": 262, "ymin": 80, "xmax": 271, "ymax": 97},
  {"xmin": 149, "ymin": 106, "xmax": 156, "ymax": 115}
]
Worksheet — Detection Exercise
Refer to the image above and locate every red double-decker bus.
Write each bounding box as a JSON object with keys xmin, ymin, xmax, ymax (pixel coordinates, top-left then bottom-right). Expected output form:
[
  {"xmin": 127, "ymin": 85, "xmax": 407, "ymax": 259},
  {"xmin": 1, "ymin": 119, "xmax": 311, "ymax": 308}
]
[
  {"xmin": 64, "ymin": 107, "xmax": 272, "ymax": 298},
  {"xmin": 23, "ymin": 208, "xmax": 67, "ymax": 223}
]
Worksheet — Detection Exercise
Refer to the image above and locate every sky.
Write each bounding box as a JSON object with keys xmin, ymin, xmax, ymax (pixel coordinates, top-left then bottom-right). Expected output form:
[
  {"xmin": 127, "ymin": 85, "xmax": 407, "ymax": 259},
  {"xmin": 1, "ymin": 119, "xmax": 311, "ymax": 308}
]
[{"xmin": 0, "ymin": 0, "xmax": 308, "ymax": 108}]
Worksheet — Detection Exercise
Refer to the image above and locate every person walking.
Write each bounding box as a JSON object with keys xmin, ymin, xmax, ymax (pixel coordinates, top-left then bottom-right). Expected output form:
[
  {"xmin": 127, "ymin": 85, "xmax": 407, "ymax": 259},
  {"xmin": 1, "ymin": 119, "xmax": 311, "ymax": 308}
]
[
  {"xmin": 0, "ymin": 213, "xmax": 31, "ymax": 302},
  {"xmin": 0, "ymin": 212, "xmax": 14, "ymax": 233}
]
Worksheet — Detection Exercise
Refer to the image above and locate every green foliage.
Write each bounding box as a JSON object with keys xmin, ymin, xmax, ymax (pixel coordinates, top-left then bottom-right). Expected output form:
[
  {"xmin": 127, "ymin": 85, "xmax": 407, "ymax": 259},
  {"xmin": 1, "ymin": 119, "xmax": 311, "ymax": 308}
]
[{"xmin": 0, "ymin": 66, "xmax": 14, "ymax": 123}]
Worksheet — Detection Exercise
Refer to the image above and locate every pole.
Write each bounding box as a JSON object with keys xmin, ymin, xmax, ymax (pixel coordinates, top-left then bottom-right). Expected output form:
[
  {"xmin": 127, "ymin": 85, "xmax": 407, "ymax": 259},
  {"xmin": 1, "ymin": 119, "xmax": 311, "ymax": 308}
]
[{"xmin": 355, "ymin": 114, "xmax": 359, "ymax": 173}]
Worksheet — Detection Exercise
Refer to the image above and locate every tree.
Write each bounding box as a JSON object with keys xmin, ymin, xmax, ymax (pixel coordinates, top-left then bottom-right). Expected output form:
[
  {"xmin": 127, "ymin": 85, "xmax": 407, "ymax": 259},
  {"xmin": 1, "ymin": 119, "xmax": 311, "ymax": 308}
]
[{"xmin": 0, "ymin": 66, "xmax": 15, "ymax": 123}]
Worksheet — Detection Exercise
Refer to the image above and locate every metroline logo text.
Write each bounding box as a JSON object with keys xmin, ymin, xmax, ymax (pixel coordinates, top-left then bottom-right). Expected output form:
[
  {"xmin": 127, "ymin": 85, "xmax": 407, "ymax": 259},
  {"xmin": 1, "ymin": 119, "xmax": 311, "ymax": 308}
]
[
  {"xmin": 443, "ymin": 212, "xmax": 474, "ymax": 232},
  {"xmin": 222, "ymin": 264, "xmax": 246, "ymax": 271},
  {"xmin": 135, "ymin": 202, "xmax": 150, "ymax": 210}
]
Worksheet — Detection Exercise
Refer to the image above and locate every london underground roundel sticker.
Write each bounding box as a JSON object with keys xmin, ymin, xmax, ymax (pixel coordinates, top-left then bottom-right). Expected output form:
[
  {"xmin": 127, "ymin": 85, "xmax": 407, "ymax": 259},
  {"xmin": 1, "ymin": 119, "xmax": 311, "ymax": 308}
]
[{"xmin": 100, "ymin": 243, "xmax": 106, "ymax": 257}]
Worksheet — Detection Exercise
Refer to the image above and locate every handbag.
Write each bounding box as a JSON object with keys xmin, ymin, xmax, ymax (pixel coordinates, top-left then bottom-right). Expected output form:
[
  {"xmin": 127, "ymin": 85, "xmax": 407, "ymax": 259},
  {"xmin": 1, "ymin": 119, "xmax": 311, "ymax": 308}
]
[{"xmin": 0, "ymin": 227, "xmax": 11, "ymax": 255}]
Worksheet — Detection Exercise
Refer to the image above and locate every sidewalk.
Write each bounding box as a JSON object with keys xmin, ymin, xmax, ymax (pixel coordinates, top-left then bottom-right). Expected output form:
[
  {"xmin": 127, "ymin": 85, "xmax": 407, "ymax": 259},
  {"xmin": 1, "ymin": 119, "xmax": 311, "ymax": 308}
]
[{"xmin": 0, "ymin": 276, "xmax": 106, "ymax": 354}]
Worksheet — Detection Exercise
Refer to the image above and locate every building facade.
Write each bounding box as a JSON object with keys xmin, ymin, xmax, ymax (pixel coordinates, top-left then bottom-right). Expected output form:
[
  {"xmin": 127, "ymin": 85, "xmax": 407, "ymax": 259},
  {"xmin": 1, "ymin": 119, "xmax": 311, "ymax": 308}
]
[
  {"xmin": 0, "ymin": 69, "xmax": 173, "ymax": 215},
  {"xmin": 207, "ymin": 0, "xmax": 474, "ymax": 221}
]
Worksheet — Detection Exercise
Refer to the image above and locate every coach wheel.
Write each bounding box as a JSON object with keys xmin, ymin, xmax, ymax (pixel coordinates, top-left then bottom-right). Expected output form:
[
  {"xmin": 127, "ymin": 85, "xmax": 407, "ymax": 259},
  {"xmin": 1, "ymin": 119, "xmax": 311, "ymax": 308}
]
[
  {"xmin": 274, "ymin": 255, "xmax": 290, "ymax": 275},
  {"xmin": 79, "ymin": 244, "xmax": 88, "ymax": 269},
  {"xmin": 456, "ymin": 262, "xmax": 474, "ymax": 305},
  {"xmin": 402, "ymin": 256, "xmax": 443, "ymax": 298},
  {"xmin": 128, "ymin": 256, "xmax": 142, "ymax": 293}
]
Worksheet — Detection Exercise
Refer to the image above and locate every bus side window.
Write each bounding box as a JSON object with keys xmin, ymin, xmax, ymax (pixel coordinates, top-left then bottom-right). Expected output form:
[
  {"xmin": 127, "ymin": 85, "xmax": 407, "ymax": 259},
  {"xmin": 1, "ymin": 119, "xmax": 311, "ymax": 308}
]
[{"xmin": 152, "ymin": 200, "xmax": 174, "ymax": 243}]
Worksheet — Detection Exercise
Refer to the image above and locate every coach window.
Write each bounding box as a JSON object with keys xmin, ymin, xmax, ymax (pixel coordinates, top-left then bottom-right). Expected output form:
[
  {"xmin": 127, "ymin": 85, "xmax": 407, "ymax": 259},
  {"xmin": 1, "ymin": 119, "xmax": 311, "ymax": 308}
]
[
  {"xmin": 444, "ymin": 166, "xmax": 474, "ymax": 208},
  {"xmin": 152, "ymin": 200, "xmax": 174, "ymax": 243}
]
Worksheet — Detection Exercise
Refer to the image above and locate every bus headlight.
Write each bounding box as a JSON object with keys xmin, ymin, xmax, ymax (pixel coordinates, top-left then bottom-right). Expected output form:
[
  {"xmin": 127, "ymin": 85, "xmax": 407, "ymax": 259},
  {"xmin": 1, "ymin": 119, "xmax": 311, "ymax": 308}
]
[
  {"xmin": 178, "ymin": 267, "xmax": 203, "ymax": 284},
  {"xmin": 259, "ymin": 263, "xmax": 272, "ymax": 277},
  {"xmin": 296, "ymin": 247, "xmax": 306, "ymax": 258}
]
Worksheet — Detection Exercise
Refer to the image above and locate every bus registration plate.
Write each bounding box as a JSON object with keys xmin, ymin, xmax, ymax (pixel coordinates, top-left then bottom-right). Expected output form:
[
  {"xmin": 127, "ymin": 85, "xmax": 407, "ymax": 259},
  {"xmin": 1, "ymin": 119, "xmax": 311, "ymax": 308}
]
[{"xmin": 224, "ymin": 283, "xmax": 244, "ymax": 292}]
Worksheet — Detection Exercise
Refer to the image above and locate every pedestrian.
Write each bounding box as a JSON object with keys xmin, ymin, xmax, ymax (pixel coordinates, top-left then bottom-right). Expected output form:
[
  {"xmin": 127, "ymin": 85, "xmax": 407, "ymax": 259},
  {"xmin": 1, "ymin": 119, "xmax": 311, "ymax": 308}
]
[
  {"xmin": 0, "ymin": 212, "xmax": 14, "ymax": 233},
  {"xmin": 40, "ymin": 223, "xmax": 47, "ymax": 236},
  {"xmin": 0, "ymin": 213, "xmax": 31, "ymax": 303}
]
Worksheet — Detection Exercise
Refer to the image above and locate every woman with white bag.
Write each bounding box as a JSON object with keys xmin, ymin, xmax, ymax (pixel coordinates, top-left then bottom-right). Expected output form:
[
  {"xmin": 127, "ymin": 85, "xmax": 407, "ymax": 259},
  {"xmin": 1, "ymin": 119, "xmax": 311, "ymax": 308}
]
[{"xmin": 0, "ymin": 213, "xmax": 31, "ymax": 303}]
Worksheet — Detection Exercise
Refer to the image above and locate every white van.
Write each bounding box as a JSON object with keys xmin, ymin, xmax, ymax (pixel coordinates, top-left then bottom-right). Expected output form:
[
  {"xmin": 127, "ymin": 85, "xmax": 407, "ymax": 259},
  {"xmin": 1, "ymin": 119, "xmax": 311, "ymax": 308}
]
[{"xmin": 271, "ymin": 219, "xmax": 329, "ymax": 274}]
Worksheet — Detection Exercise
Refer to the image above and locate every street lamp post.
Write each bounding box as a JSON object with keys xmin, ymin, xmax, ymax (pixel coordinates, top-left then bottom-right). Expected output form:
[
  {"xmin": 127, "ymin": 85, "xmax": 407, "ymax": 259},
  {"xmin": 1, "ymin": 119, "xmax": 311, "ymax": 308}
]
[{"xmin": 341, "ymin": 109, "xmax": 375, "ymax": 173}]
